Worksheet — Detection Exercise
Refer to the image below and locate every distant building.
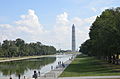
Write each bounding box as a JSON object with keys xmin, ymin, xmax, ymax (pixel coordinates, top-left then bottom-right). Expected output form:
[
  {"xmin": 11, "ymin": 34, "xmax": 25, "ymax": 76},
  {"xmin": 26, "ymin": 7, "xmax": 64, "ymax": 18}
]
[{"xmin": 72, "ymin": 24, "xmax": 76, "ymax": 52}]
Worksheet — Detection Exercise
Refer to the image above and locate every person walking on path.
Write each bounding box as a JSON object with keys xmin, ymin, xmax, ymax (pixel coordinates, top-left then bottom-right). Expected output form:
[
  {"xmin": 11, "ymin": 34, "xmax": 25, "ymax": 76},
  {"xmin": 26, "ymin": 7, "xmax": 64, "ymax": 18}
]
[
  {"xmin": 51, "ymin": 66, "xmax": 53, "ymax": 70},
  {"xmin": 62, "ymin": 62, "xmax": 65, "ymax": 68},
  {"xmin": 32, "ymin": 71, "xmax": 38, "ymax": 79},
  {"xmin": 24, "ymin": 76, "xmax": 26, "ymax": 79},
  {"xmin": 38, "ymin": 71, "xmax": 40, "ymax": 77},
  {"xmin": 18, "ymin": 74, "xmax": 21, "ymax": 79},
  {"xmin": 10, "ymin": 77, "xmax": 12, "ymax": 79}
]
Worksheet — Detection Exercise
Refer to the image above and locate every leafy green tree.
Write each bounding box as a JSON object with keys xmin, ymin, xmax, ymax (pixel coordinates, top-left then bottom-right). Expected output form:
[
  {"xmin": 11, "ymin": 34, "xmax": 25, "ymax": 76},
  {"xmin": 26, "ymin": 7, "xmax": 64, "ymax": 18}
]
[
  {"xmin": 80, "ymin": 7, "xmax": 120, "ymax": 64},
  {"xmin": 0, "ymin": 38, "xmax": 56, "ymax": 58}
]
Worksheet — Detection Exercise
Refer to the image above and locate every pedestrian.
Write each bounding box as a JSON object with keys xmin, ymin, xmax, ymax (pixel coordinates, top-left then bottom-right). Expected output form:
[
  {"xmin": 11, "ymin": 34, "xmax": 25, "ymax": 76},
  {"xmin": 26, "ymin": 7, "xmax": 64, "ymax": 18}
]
[
  {"xmin": 38, "ymin": 71, "xmax": 40, "ymax": 77},
  {"xmin": 56, "ymin": 66, "xmax": 58, "ymax": 69},
  {"xmin": 32, "ymin": 71, "xmax": 37, "ymax": 79},
  {"xmin": 24, "ymin": 76, "xmax": 26, "ymax": 79},
  {"xmin": 62, "ymin": 62, "xmax": 65, "ymax": 68},
  {"xmin": 51, "ymin": 66, "xmax": 53, "ymax": 70},
  {"xmin": 18, "ymin": 74, "xmax": 21, "ymax": 79},
  {"xmin": 10, "ymin": 77, "xmax": 12, "ymax": 79},
  {"xmin": 69, "ymin": 58, "xmax": 71, "ymax": 60},
  {"xmin": 60, "ymin": 61, "xmax": 61, "ymax": 64}
]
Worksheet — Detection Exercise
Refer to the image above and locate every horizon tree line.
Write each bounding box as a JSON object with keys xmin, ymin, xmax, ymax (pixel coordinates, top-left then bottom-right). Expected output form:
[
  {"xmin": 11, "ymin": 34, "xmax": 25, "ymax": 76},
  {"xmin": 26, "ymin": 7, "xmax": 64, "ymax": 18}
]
[{"xmin": 0, "ymin": 38, "xmax": 56, "ymax": 57}]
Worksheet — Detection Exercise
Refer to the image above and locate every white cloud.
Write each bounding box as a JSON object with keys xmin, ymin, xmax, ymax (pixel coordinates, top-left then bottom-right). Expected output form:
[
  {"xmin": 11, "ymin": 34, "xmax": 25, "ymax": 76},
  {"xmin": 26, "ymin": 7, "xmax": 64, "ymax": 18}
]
[
  {"xmin": 56, "ymin": 12, "xmax": 69, "ymax": 25},
  {"xmin": 0, "ymin": 24, "xmax": 12, "ymax": 28},
  {"xmin": 0, "ymin": 9, "xmax": 45, "ymax": 42},
  {"xmin": 91, "ymin": 7, "xmax": 97, "ymax": 12},
  {"xmin": 100, "ymin": 7, "xmax": 109, "ymax": 12},
  {"xmin": 15, "ymin": 9, "xmax": 41, "ymax": 27},
  {"xmin": 15, "ymin": 9, "xmax": 43, "ymax": 35},
  {"xmin": 0, "ymin": 24, "xmax": 14, "ymax": 41},
  {"xmin": 0, "ymin": 10, "xmax": 96, "ymax": 50},
  {"xmin": 84, "ymin": 15, "xmax": 96, "ymax": 24}
]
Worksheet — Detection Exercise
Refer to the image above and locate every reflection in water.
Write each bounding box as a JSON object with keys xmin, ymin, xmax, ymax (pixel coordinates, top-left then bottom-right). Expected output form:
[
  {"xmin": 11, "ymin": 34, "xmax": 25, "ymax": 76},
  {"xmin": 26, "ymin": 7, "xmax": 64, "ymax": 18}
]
[
  {"xmin": 0, "ymin": 54, "xmax": 73, "ymax": 79},
  {"xmin": 0, "ymin": 57, "xmax": 56, "ymax": 76}
]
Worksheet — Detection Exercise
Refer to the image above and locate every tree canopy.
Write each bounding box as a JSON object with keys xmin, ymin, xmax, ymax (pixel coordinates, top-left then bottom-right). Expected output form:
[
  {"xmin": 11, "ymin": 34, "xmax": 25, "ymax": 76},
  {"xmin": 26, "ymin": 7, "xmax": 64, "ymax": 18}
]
[
  {"xmin": 80, "ymin": 7, "xmax": 120, "ymax": 64},
  {"xmin": 0, "ymin": 38, "xmax": 56, "ymax": 57}
]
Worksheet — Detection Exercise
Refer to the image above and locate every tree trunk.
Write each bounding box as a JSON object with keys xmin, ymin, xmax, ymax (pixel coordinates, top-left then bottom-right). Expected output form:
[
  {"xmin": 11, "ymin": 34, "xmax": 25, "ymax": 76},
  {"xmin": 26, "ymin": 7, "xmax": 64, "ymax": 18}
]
[
  {"xmin": 105, "ymin": 56, "xmax": 108, "ymax": 61},
  {"xmin": 108, "ymin": 55, "xmax": 112, "ymax": 63},
  {"xmin": 116, "ymin": 53, "xmax": 119, "ymax": 65},
  {"xmin": 112, "ymin": 55, "xmax": 115, "ymax": 64}
]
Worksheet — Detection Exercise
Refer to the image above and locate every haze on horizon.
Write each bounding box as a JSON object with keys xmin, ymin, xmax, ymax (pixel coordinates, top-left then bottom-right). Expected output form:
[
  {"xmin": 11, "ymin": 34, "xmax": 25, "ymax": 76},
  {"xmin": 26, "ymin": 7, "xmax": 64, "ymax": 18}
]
[{"xmin": 0, "ymin": 0, "xmax": 119, "ymax": 50}]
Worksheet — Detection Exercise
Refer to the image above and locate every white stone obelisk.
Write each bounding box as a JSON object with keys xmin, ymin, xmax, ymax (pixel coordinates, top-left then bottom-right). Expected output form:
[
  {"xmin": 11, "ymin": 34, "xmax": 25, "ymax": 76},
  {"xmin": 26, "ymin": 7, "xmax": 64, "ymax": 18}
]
[{"xmin": 72, "ymin": 24, "xmax": 76, "ymax": 52}]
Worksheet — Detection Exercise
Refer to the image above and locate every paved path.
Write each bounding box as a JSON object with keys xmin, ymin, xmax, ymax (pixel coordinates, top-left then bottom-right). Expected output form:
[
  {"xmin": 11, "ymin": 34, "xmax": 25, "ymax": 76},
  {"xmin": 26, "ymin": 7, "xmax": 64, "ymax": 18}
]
[
  {"xmin": 37, "ymin": 54, "xmax": 76, "ymax": 79},
  {"xmin": 37, "ymin": 60, "xmax": 73, "ymax": 79},
  {"xmin": 58, "ymin": 76, "xmax": 120, "ymax": 79}
]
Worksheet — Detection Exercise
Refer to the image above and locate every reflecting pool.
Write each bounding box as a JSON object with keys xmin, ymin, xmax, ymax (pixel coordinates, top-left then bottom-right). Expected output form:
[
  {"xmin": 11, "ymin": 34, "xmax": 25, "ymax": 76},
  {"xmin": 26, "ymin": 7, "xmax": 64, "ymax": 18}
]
[{"xmin": 0, "ymin": 54, "xmax": 72, "ymax": 79}]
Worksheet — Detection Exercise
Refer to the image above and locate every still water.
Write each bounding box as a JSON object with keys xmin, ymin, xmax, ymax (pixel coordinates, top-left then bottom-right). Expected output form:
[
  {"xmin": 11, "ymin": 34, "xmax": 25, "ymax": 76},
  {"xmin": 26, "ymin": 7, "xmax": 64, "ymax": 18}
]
[{"xmin": 0, "ymin": 54, "xmax": 72, "ymax": 79}]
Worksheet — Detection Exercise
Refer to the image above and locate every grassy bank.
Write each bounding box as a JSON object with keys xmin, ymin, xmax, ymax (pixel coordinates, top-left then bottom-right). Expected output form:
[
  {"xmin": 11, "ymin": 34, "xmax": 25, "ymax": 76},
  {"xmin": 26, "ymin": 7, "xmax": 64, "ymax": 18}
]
[
  {"xmin": 0, "ymin": 54, "xmax": 55, "ymax": 62},
  {"xmin": 60, "ymin": 54, "xmax": 120, "ymax": 77}
]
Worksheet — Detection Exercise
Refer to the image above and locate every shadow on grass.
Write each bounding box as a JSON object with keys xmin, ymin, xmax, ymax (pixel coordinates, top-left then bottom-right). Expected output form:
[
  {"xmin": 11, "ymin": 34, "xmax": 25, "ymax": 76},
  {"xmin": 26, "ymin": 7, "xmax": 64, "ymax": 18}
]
[{"xmin": 60, "ymin": 54, "xmax": 120, "ymax": 77}]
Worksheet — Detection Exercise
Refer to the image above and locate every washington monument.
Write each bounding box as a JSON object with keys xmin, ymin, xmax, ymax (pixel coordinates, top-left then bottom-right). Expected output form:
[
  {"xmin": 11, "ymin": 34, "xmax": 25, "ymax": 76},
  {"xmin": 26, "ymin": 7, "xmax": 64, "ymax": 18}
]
[{"xmin": 72, "ymin": 24, "xmax": 76, "ymax": 52}]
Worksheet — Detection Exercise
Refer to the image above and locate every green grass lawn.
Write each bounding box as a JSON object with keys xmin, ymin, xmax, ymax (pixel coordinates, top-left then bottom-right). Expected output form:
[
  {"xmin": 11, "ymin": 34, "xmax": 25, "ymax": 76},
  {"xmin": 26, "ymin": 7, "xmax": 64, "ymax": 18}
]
[{"xmin": 60, "ymin": 54, "xmax": 120, "ymax": 77}]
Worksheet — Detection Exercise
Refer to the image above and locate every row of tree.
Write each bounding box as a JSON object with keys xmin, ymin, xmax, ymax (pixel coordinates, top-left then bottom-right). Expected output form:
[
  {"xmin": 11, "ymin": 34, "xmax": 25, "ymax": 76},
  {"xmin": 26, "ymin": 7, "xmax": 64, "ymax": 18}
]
[
  {"xmin": 0, "ymin": 38, "xmax": 56, "ymax": 57},
  {"xmin": 80, "ymin": 7, "xmax": 120, "ymax": 64}
]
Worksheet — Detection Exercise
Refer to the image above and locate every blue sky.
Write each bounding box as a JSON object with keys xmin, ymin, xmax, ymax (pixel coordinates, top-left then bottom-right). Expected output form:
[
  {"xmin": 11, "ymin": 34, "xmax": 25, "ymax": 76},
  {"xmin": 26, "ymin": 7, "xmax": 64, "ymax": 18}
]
[
  {"xmin": 1, "ymin": 0, "xmax": 119, "ymax": 24},
  {"xmin": 0, "ymin": 0, "xmax": 120, "ymax": 50}
]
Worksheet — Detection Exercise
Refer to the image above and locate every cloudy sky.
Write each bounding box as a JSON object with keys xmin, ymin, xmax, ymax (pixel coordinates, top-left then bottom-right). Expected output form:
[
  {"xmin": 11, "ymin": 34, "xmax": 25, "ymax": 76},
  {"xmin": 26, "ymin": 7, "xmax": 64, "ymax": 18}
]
[{"xmin": 0, "ymin": 0, "xmax": 119, "ymax": 50}]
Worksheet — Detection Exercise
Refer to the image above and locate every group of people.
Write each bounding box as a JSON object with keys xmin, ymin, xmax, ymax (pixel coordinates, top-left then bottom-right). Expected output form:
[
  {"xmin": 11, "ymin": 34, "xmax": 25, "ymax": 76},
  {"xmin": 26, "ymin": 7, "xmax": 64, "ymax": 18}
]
[
  {"xmin": 9, "ymin": 75, "xmax": 26, "ymax": 79},
  {"xmin": 58, "ymin": 61, "xmax": 65, "ymax": 68},
  {"xmin": 9, "ymin": 70, "xmax": 40, "ymax": 79},
  {"xmin": 56, "ymin": 61, "xmax": 65, "ymax": 69},
  {"xmin": 50, "ymin": 61, "xmax": 65, "ymax": 71}
]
